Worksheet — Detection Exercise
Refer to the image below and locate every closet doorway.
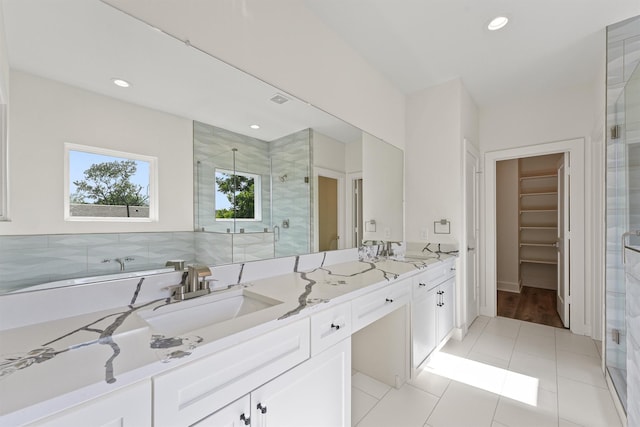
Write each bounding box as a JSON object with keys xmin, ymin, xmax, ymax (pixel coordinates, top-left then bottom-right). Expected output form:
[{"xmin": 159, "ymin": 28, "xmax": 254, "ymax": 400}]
[{"xmin": 495, "ymin": 153, "xmax": 569, "ymax": 328}]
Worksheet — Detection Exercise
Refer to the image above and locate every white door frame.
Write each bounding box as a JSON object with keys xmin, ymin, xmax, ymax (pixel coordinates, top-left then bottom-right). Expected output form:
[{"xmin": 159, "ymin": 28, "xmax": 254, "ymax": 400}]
[
  {"xmin": 314, "ymin": 167, "xmax": 346, "ymax": 251},
  {"xmin": 462, "ymin": 139, "xmax": 480, "ymax": 333},
  {"xmin": 483, "ymin": 138, "xmax": 587, "ymax": 335},
  {"xmin": 346, "ymin": 172, "xmax": 363, "ymax": 249}
]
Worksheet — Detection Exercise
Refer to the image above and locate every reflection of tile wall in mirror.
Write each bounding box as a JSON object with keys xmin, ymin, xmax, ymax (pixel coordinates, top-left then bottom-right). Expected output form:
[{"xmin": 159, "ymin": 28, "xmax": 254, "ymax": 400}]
[{"xmin": 0, "ymin": 0, "xmax": 400, "ymax": 293}]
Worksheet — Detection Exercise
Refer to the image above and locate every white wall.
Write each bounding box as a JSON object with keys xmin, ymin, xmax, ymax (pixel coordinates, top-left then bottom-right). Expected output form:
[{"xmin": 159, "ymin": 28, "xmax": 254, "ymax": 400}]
[
  {"xmin": 0, "ymin": 1, "xmax": 8, "ymax": 102},
  {"xmin": 0, "ymin": 71, "xmax": 193, "ymax": 235},
  {"xmin": 362, "ymin": 133, "xmax": 403, "ymax": 242},
  {"xmin": 104, "ymin": 0, "xmax": 406, "ymax": 151},
  {"xmin": 405, "ymin": 79, "xmax": 462, "ymax": 244},
  {"xmin": 313, "ymin": 131, "xmax": 346, "ymax": 172},
  {"xmin": 479, "ymin": 79, "xmax": 603, "ymax": 337},
  {"xmin": 345, "ymin": 138, "xmax": 362, "ymax": 174},
  {"xmin": 496, "ymin": 159, "xmax": 519, "ymax": 291}
]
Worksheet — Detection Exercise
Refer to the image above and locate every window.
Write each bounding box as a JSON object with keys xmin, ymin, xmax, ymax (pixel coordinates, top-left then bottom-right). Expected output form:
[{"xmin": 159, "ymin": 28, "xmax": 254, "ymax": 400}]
[
  {"xmin": 214, "ymin": 169, "xmax": 261, "ymax": 221},
  {"xmin": 64, "ymin": 143, "xmax": 157, "ymax": 221}
]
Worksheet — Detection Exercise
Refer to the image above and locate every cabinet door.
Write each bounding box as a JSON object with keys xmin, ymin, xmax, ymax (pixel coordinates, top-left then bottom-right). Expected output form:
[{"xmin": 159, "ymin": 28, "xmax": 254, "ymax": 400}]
[
  {"xmin": 26, "ymin": 380, "xmax": 151, "ymax": 427},
  {"xmin": 193, "ymin": 395, "xmax": 251, "ymax": 427},
  {"xmin": 251, "ymin": 338, "xmax": 351, "ymax": 427},
  {"xmin": 411, "ymin": 287, "xmax": 438, "ymax": 370},
  {"xmin": 153, "ymin": 319, "xmax": 309, "ymax": 427},
  {"xmin": 437, "ymin": 277, "xmax": 455, "ymax": 342}
]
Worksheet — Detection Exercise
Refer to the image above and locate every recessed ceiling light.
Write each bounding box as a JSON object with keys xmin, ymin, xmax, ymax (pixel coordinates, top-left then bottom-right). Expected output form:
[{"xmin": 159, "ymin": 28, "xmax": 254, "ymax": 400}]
[
  {"xmin": 487, "ymin": 16, "xmax": 509, "ymax": 31},
  {"xmin": 112, "ymin": 78, "xmax": 131, "ymax": 88},
  {"xmin": 250, "ymin": 124, "xmax": 260, "ymax": 129}
]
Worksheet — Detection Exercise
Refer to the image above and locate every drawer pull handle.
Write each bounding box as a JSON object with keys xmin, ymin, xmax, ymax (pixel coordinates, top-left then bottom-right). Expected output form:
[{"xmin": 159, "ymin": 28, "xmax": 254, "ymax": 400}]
[
  {"xmin": 385, "ymin": 298, "xmax": 394, "ymax": 303},
  {"xmin": 240, "ymin": 414, "xmax": 251, "ymax": 425},
  {"xmin": 257, "ymin": 403, "xmax": 267, "ymax": 414},
  {"xmin": 331, "ymin": 323, "xmax": 343, "ymax": 330},
  {"xmin": 418, "ymin": 282, "xmax": 426, "ymax": 287}
]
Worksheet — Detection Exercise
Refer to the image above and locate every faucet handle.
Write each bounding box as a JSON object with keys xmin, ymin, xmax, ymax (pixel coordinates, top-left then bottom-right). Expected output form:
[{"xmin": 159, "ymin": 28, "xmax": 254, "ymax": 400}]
[{"xmin": 188, "ymin": 264, "xmax": 212, "ymax": 278}]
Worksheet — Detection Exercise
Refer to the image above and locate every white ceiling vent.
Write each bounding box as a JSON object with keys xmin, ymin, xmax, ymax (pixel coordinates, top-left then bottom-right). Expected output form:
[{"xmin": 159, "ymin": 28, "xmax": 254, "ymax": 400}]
[{"xmin": 270, "ymin": 93, "xmax": 290, "ymax": 104}]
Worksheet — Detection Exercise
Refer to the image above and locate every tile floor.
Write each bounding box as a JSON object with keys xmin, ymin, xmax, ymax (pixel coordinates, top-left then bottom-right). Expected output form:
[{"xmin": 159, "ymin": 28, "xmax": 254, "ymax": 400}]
[{"xmin": 352, "ymin": 316, "xmax": 623, "ymax": 427}]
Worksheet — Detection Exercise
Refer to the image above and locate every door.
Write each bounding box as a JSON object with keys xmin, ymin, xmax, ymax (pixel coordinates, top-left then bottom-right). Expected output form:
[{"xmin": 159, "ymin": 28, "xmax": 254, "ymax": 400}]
[
  {"xmin": 557, "ymin": 155, "xmax": 570, "ymax": 327},
  {"xmin": 437, "ymin": 277, "xmax": 455, "ymax": 341},
  {"xmin": 354, "ymin": 178, "xmax": 364, "ymax": 247},
  {"xmin": 318, "ymin": 176, "xmax": 339, "ymax": 251},
  {"xmin": 464, "ymin": 143, "xmax": 479, "ymax": 327},
  {"xmin": 251, "ymin": 338, "xmax": 350, "ymax": 427},
  {"xmin": 412, "ymin": 286, "xmax": 438, "ymax": 370}
]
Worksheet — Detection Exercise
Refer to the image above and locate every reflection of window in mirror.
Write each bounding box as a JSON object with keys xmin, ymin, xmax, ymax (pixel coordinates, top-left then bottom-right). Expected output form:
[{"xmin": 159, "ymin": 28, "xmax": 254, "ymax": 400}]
[
  {"xmin": 0, "ymin": 102, "xmax": 7, "ymax": 221},
  {"xmin": 64, "ymin": 143, "xmax": 157, "ymax": 221},
  {"xmin": 215, "ymin": 169, "xmax": 262, "ymax": 221}
]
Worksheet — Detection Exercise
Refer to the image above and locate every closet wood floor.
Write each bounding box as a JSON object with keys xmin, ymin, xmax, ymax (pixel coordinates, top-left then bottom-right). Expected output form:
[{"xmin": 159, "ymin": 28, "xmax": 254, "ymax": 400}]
[{"xmin": 497, "ymin": 286, "xmax": 565, "ymax": 328}]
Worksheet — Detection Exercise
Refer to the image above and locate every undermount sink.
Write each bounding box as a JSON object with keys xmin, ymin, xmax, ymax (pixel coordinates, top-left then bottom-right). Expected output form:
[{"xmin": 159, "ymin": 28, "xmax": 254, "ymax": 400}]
[{"xmin": 138, "ymin": 288, "xmax": 282, "ymax": 336}]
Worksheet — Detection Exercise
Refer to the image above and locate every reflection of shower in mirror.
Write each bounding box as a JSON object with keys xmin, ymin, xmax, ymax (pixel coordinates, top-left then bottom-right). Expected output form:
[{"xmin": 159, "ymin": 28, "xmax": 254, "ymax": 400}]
[{"xmin": 279, "ymin": 174, "xmax": 288, "ymax": 182}]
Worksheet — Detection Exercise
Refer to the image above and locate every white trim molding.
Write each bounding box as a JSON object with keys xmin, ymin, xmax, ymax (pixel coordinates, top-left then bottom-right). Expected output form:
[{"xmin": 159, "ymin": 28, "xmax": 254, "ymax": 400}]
[{"xmin": 483, "ymin": 138, "xmax": 587, "ymax": 336}]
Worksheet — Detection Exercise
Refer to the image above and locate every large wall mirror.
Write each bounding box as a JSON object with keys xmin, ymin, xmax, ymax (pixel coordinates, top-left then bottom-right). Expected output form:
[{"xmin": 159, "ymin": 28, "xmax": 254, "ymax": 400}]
[{"xmin": 0, "ymin": 0, "xmax": 403, "ymax": 293}]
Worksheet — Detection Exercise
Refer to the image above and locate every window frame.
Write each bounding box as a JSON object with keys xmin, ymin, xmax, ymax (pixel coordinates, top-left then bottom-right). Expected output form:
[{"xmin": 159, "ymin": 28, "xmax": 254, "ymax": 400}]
[
  {"xmin": 64, "ymin": 143, "xmax": 158, "ymax": 222},
  {"xmin": 214, "ymin": 168, "xmax": 262, "ymax": 222}
]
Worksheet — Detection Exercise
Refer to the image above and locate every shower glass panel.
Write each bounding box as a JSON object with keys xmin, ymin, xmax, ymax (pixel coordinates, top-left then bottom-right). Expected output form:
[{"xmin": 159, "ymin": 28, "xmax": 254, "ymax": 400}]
[{"xmin": 605, "ymin": 16, "xmax": 640, "ymax": 413}]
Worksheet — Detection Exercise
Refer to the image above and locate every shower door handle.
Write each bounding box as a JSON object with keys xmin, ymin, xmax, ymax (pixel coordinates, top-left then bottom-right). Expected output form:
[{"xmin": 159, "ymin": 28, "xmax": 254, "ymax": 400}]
[
  {"xmin": 622, "ymin": 230, "xmax": 640, "ymax": 264},
  {"xmin": 273, "ymin": 225, "xmax": 280, "ymax": 242}
]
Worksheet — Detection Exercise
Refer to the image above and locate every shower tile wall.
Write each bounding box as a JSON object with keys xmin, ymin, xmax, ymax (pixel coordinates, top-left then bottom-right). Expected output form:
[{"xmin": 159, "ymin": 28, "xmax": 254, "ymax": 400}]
[
  {"xmin": 626, "ymin": 247, "xmax": 640, "ymax": 427},
  {"xmin": 606, "ymin": 14, "xmax": 640, "ymax": 415},
  {"xmin": 194, "ymin": 121, "xmax": 312, "ymax": 261},
  {"xmin": 270, "ymin": 129, "xmax": 312, "ymax": 258},
  {"xmin": 193, "ymin": 121, "xmax": 272, "ymax": 233},
  {"xmin": 0, "ymin": 232, "xmax": 196, "ymax": 293}
]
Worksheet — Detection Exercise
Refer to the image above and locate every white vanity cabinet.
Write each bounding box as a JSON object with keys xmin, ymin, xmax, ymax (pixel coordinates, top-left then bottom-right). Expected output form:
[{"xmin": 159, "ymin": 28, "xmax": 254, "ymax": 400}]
[
  {"xmin": 153, "ymin": 319, "xmax": 310, "ymax": 427},
  {"xmin": 194, "ymin": 338, "xmax": 351, "ymax": 427},
  {"xmin": 25, "ymin": 380, "xmax": 151, "ymax": 427},
  {"xmin": 351, "ymin": 278, "xmax": 411, "ymax": 332},
  {"xmin": 411, "ymin": 261, "xmax": 456, "ymax": 371}
]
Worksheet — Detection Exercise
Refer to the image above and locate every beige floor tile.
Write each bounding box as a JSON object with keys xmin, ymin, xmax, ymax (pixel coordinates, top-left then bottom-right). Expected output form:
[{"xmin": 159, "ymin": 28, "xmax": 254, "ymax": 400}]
[
  {"xmin": 557, "ymin": 377, "xmax": 622, "ymax": 427},
  {"xmin": 353, "ymin": 371, "xmax": 392, "ymax": 399},
  {"xmin": 410, "ymin": 368, "xmax": 451, "ymax": 397},
  {"xmin": 484, "ymin": 317, "xmax": 522, "ymax": 339},
  {"xmin": 357, "ymin": 384, "xmax": 438, "ymax": 427},
  {"xmin": 427, "ymin": 381, "xmax": 499, "ymax": 427},
  {"xmin": 513, "ymin": 332, "xmax": 556, "ymax": 360},
  {"xmin": 508, "ymin": 351, "xmax": 558, "ymax": 393},
  {"xmin": 556, "ymin": 350, "xmax": 607, "ymax": 389},
  {"xmin": 352, "ymin": 386, "xmax": 379, "ymax": 426},
  {"xmin": 471, "ymin": 332, "xmax": 516, "ymax": 363},
  {"xmin": 494, "ymin": 388, "xmax": 558, "ymax": 427}
]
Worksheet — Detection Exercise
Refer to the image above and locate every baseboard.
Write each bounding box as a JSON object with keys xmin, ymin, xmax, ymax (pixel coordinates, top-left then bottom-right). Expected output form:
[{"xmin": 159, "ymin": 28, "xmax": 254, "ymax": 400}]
[{"xmin": 497, "ymin": 280, "xmax": 521, "ymax": 293}]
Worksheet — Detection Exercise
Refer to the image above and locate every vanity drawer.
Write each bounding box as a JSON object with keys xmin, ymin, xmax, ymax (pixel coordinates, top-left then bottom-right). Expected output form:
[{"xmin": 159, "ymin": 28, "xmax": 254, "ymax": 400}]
[
  {"xmin": 412, "ymin": 261, "xmax": 456, "ymax": 297},
  {"xmin": 310, "ymin": 302, "xmax": 352, "ymax": 356},
  {"xmin": 352, "ymin": 279, "xmax": 411, "ymax": 333},
  {"xmin": 152, "ymin": 318, "xmax": 310, "ymax": 427}
]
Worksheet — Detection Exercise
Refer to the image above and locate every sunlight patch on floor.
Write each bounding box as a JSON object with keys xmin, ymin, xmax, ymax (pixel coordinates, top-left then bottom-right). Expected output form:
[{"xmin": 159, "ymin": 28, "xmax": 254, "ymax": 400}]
[{"xmin": 423, "ymin": 351, "xmax": 539, "ymax": 406}]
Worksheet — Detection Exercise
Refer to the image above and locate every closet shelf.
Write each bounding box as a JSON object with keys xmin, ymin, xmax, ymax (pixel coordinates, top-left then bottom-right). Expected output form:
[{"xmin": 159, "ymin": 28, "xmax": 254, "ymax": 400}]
[
  {"xmin": 520, "ymin": 173, "xmax": 557, "ymax": 180},
  {"xmin": 520, "ymin": 242, "xmax": 556, "ymax": 247},
  {"xmin": 520, "ymin": 226, "xmax": 557, "ymax": 230},
  {"xmin": 520, "ymin": 192, "xmax": 558, "ymax": 197},
  {"xmin": 520, "ymin": 209, "xmax": 556, "ymax": 213},
  {"xmin": 520, "ymin": 259, "xmax": 558, "ymax": 265}
]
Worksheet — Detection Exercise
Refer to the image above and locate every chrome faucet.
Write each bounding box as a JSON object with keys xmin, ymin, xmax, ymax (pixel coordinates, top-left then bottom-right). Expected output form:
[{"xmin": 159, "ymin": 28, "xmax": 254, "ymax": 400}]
[
  {"xmin": 101, "ymin": 256, "xmax": 135, "ymax": 271},
  {"xmin": 172, "ymin": 265, "xmax": 213, "ymax": 301}
]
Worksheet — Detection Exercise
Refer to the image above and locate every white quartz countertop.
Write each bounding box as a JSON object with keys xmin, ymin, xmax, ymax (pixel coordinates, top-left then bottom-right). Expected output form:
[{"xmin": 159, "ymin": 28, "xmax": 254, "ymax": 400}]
[{"xmin": 0, "ymin": 253, "xmax": 454, "ymax": 425}]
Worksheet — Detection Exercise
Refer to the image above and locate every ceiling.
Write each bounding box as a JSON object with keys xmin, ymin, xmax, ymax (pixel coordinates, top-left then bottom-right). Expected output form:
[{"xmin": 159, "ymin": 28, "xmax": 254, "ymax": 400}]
[
  {"xmin": 1, "ymin": 0, "xmax": 361, "ymax": 143},
  {"xmin": 304, "ymin": 0, "xmax": 640, "ymax": 107}
]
